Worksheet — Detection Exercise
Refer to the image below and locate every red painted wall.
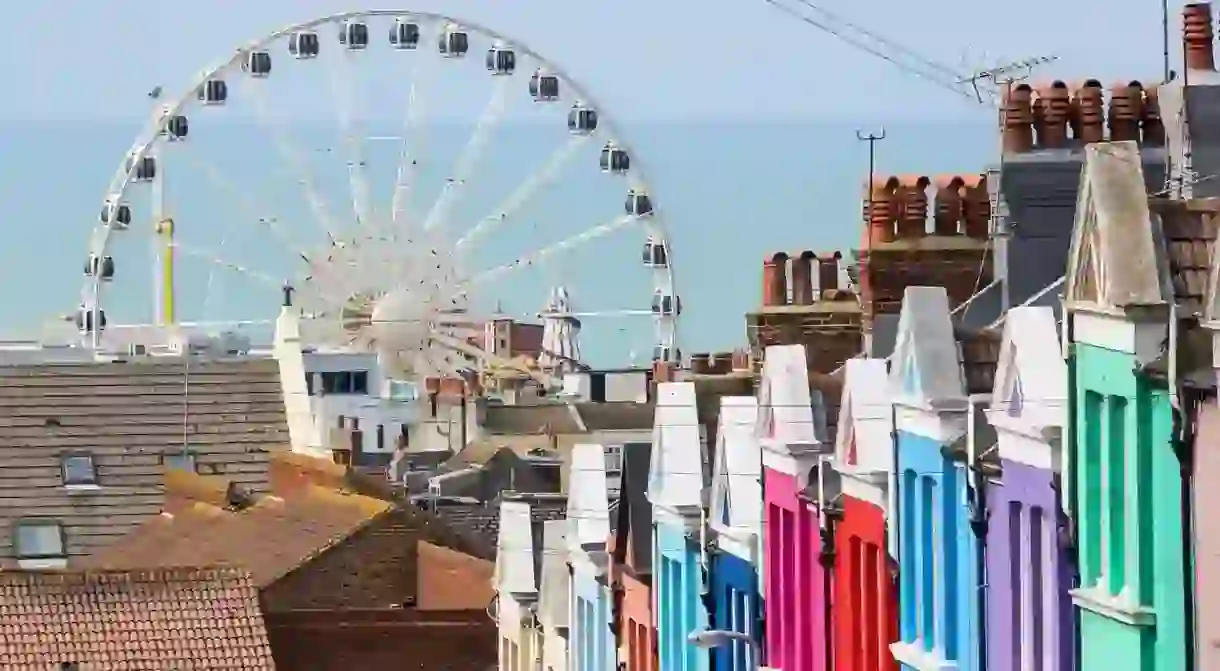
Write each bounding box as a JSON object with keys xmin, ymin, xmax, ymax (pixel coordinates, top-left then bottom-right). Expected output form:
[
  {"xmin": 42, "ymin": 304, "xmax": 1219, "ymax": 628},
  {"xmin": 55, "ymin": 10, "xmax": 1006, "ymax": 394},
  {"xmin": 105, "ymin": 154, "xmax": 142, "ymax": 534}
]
[{"xmin": 834, "ymin": 495, "xmax": 898, "ymax": 671}]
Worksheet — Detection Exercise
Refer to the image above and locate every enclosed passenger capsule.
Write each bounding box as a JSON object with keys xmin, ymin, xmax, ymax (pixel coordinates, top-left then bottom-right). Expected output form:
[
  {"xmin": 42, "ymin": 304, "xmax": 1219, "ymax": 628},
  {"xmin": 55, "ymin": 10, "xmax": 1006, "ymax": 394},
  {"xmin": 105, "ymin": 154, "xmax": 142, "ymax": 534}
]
[
  {"xmin": 75, "ymin": 306, "xmax": 106, "ymax": 333},
  {"xmin": 625, "ymin": 190, "xmax": 652, "ymax": 217},
  {"xmin": 244, "ymin": 50, "xmax": 272, "ymax": 77},
  {"xmin": 568, "ymin": 102, "xmax": 598, "ymax": 134},
  {"xmin": 529, "ymin": 69, "xmax": 560, "ymax": 101},
  {"xmin": 439, "ymin": 25, "xmax": 469, "ymax": 58},
  {"xmin": 101, "ymin": 201, "xmax": 132, "ymax": 229},
  {"xmin": 340, "ymin": 21, "xmax": 369, "ymax": 50},
  {"xmin": 164, "ymin": 114, "xmax": 188, "ymax": 140},
  {"xmin": 642, "ymin": 237, "xmax": 668, "ymax": 268},
  {"xmin": 84, "ymin": 254, "xmax": 116, "ymax": 280},
  {"xmin": 390, "ymin": 19, "xmax": 420, "ymax": 49},
  {"xmin": 198, "ymin": 79, "xmax": 228, "ymax": 105},
  {"xmin": 651, "ymin": 290, "xmax": 680, "ymax": 316},
  {"xmin": 486, "ymin": 44, "xmax": 516, "ymax": 75},
  {"xmin": 125, "ymin": 154, "xmax": 157, "ymax": 182},
  {"xmin": 600, "ymin": 142, "xmax": 629, "ymax": 174},
  {"xmin": 289, "ymin": 31, "xmax": 320, "ymax": 58}
]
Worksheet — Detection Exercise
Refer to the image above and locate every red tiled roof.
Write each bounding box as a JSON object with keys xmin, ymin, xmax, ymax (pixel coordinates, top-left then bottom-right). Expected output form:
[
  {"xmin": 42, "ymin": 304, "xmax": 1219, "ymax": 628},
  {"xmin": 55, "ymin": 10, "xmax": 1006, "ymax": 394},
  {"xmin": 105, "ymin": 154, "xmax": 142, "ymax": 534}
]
[{"xmin": 0, "ymin": 566, "xmax": 274, "ymax": 670}]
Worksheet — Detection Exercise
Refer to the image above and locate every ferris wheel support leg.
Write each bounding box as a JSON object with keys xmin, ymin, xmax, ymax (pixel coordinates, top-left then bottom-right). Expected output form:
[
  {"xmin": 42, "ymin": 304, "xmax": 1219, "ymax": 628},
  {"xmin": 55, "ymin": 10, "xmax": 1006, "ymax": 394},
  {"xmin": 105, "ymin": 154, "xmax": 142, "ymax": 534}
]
[{"xmin": 157, "ymin": 218, "xmax": 177, "ymax": 325}]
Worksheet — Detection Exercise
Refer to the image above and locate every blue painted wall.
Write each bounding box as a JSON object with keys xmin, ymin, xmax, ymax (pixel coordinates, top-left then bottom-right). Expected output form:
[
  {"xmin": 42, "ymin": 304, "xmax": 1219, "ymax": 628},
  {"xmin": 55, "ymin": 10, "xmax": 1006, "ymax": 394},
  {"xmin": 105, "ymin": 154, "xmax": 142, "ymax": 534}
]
[
  {"xmin": 656, "ymin": 520, "xmax": 708, "ymax": 671},
  {"xmin": 895, "ymin": 430, "xmax": 979, "ymax": 671},
  {"xmin": 711, "ymin": 549, "xmax": 762, "ymax": 671},
  {"xmin": 573, "ymin": 562, "xmax": 615, "ymax": 671}
]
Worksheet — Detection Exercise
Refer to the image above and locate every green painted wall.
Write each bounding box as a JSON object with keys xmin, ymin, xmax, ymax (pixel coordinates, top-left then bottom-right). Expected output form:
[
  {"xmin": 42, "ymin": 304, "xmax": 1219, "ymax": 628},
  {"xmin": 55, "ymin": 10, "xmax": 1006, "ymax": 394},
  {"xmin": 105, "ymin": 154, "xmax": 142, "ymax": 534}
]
[{"xmin": 1073, "ymin": 343, "xmax": 1185, "ymax": 671}]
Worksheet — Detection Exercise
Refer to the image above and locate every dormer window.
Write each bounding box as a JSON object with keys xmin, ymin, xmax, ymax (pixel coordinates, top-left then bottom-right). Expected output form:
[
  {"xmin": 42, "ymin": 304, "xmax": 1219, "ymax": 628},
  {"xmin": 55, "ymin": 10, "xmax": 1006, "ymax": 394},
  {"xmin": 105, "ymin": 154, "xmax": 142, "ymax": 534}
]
[
  {"xmin": 320, "ymin": 370, "xmax": 370, "ymax": 395},
  {"xmin": 13, "ymin": 519, "xmax": 66, "ymax": 568}
]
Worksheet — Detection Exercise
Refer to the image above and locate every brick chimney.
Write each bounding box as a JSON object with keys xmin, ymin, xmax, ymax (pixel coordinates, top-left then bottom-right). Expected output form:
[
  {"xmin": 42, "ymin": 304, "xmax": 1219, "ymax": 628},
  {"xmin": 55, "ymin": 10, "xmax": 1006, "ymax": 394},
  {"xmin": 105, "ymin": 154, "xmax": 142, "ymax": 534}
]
[
  {"xmin": 816, "ymin": 251, "xmax": 841, "ymax": 296},
  {"xmin": 690, "ymin": 353, "xmax": 711, "ymax": 374},
  {"xmin": 1033, "ymin": 81, "xmax": 1072, "ymax": 149},
  {"xmin": 855, "ymin": 172, "xmax": 993, "ymax": 344}
]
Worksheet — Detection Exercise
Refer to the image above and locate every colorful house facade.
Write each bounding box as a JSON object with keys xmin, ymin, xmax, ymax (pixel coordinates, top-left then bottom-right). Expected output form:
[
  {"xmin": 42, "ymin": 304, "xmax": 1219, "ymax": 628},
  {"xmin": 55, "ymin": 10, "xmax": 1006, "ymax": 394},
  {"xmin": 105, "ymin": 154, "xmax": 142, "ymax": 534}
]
[
  {"xmin": 1063, "ymin": 141, "xmax": 1186, "ymax": 671},
  {"xmin": 611, "ymin": 442, "xmax": 657, "ymax": 671},
  {"xmin": 833, "ymin": 357, "xmax": 899, "ymax": 671},
  {"xmin": 888, "ymin": 287, "xmax": 980, "ymax": 671},
  {"xmin": 568, "ymin": 443, "xmax": 614, "ymax": 671},
  {"xmin": 710, "ymin": 396, "xmax": 764, "ymax": 671},
  {"xmin": 496, "ymin": 499, "xmax": 541, "ymax": 671},
  {"xmin": 758, "ymin": 343, "xmax": 829, "ymax": 671},
  {"xmin": 984, "ymin": 306, "xmax": 1074, "ymax": 671},
  {"xmin": 650, "ymin": 381, "xmax": 708, "ymax": 671}
]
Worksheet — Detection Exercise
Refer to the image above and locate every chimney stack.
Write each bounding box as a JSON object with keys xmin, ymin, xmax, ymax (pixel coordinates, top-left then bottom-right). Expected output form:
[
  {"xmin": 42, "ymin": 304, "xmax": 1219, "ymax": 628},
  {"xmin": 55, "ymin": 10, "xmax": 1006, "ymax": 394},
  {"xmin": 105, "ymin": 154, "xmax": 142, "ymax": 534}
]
[
  {"xmin": 791, "ymin": 251, "xmax": 815, "ymax": 305},
  {"xmin": 731, "ymin": 349, "xmax": 750, "ymax": 372},
  {"xmin": 690, "ymin": 353, "xmax": 711, "ymax": 374},
  {"xmin": 763, "ymin": 252, "xmax": 789, "ymax": 307},
  {"xmin": 933, "ymin": 176, "xmax": 965, "ymax": 235},
  {"xmin": 962, "ymin": 175, "xmax": 991, "ymax": 239},
  {"xmin": 816, "ymin": 251, "xmax": 842, "ymax": 295},
  {"xmin": 1184, "ymin": 3, "xmax": 1216, "ymax": 71}
]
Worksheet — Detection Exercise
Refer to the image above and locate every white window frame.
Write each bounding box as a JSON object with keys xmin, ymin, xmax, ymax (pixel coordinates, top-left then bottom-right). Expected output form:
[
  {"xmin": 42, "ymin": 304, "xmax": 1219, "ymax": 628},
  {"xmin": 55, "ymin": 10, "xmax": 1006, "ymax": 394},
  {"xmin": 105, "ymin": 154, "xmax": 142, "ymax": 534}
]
[
  {"xmin": 14, "ymin": 520, "xmax": 67, "ymax": 567},
  {"xmin": 60, "ymin": 452, "xmax": 98, "ymax": 488}
]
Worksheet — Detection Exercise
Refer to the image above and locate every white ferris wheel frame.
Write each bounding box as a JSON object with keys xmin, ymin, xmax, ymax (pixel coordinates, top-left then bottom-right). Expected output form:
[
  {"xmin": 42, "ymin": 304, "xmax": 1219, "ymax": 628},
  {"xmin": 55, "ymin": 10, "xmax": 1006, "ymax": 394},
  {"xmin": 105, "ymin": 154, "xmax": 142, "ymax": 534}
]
[{"xmin": 84, "ymin": 9, "xmax": 680, "ymax": 374}]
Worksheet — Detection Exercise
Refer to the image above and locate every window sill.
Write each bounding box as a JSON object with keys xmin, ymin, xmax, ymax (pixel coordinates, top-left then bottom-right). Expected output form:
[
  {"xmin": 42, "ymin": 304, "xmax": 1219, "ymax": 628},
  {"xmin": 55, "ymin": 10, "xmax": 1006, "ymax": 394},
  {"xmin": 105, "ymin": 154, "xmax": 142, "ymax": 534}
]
[
  {"xmin": 890, "ymin": 641, "xmax": 958, "ymax": 671},
  {"xmin": 1070, "ymin": 586, "xmax": 1156, "ymax": 627},
  {"xmin": 63, "ymin": 483, "xmax": 101, "ymax": 493},
  {"xmin": 17, "ymin": 557, "xmax": 68, "ymax": 569}
]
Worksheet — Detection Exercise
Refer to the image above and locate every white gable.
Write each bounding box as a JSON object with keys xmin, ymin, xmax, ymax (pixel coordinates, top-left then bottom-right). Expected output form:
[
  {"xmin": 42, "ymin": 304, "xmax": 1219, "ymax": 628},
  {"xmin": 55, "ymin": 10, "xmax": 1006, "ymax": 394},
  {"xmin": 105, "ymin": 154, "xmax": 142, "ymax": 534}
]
[
  {"xmin": 756, "ymin": 344, "xmax": 821, "ymax": 474},
  {"xmin": 1064, "ymin": 140, "xmax": 1169, "ymax": 311},
  {"xmin": 710, "ymin": 397, "xmax": 762, "ymax": 559},
  {"xmin": 495, "ymin": 500, "xmax": 537, "ymax": 598},
  {"xmin": 888, "ymin": 287, "xmax": 966, "ymax": 410},
  {"xmin": 989, "ymin": 307, "xmax": 1067, "ymax": 469},
  {"xmin": 649, "ymin": 381, "xmax": 704, "ymax": 514},
  {"xmin": 538, "ymin": 520, "xmax": 570, "ymax": 630},
  {"xmin": 833, "ymin": 358, "xmax": 893, "ymax": 475},
  {"xmin": 567, "ymin": 443, "xmax": 611, "ymax": 552}
]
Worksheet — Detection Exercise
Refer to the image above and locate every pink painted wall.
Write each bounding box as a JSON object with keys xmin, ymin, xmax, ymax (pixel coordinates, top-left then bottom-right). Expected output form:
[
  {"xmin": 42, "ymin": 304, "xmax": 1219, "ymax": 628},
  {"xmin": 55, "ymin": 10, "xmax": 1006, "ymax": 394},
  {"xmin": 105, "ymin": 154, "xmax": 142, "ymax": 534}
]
[
  {"xmin": 1194, "ymin": 399, "xmax": 1220, "ymax": 669},
  {"xmin": 619, "ymin": 572, "xmax": 656, "ymax": 671},
  {"xmin": 764, "ymin": 467, "xmax": 828, "ymax": 671}
]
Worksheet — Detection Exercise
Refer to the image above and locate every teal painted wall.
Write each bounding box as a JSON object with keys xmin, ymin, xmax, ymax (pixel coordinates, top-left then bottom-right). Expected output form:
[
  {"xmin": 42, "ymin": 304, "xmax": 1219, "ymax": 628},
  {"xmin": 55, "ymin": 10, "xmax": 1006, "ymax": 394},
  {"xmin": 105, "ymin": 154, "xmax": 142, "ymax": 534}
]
[{"xmin": 1072, "ymin": 343, "xmax": 1185, "ymax": 671}]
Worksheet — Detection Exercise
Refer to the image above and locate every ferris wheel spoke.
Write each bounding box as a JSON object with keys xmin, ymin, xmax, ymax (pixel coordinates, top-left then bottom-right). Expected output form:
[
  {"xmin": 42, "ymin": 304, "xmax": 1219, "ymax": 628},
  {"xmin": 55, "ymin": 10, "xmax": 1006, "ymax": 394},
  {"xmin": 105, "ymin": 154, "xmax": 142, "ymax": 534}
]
[
  {"xmin": 325, "ymin": 50, "xmax": 376, "ymax": 236},
  {"xmin": 420, "ymin": 75, "xmax": 511, "ymax": 233},
  {"xmin": 457, "ymin": 214, "xmax": 640, "ymax": 292},
  {"xmin": 455, "ymin": 134, "xmax": 590, "ymax": 250},
  {"xmin": 388, "ymin": 51, "xmax": 437, "ymax": 237},
  {"xmin": 168, "ymin": 241, "xmax": 287, "ymax": 291},
  {"xmin": 245, "ymin": 75, "xmax": 344, "ymax": 246}
]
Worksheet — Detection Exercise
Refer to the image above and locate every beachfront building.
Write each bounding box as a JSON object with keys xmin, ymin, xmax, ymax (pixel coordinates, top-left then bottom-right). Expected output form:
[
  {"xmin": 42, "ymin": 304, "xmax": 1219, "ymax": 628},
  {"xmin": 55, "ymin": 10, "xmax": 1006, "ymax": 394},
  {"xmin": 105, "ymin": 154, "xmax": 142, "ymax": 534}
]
[
  {"xmin": 650, "ymin": 381, "xmax": 708, "ymax": 671},
  {"xmin": 568, "ymin": 443, "xmax": 615, "ymax": 671},
  {"xmin": 832, "ymin": 357, "xmax": 899, "ymax": 671},
  {"xmin": 888, "ymin": 287, "xmax": 980, "ymax": 671},
  {"xmin": 758, "ymin": 343, "xmax": 828, "ymax": 671},
  {"xmin": 984, "ymin": 306, "xmax": 1074, "ymax": 671},
  {"xmin": 1064, "ymin": 142, "xmax": 1186, "ymax": 671},
  {"xmin": 709, "ymin": 396, "xmax": 764, "ymax": 671}
]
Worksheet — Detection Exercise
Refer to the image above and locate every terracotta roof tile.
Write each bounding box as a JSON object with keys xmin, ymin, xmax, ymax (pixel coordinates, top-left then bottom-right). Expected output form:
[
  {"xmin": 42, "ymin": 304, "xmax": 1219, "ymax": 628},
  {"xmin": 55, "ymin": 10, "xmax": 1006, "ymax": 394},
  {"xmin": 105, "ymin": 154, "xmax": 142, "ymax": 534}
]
[
  {"xmin": 0, "ymin": 566, "xmax": 274, "ymax": 670},
  {"xmin": 85, "ymin": 483, "xmax": 391, "ymax": 588},
  {"xmin": 1153, "ymin": 197, "xmax": 1220, "ymax": 314}
]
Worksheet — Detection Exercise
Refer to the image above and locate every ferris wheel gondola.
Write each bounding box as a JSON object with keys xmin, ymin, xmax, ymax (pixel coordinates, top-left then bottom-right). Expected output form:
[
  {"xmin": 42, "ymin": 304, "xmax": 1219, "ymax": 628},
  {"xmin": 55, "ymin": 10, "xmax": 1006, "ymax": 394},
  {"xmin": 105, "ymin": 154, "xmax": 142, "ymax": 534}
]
[{"xmin": 82, "ymin": 10, "xmax": 680, "ymax": 382}]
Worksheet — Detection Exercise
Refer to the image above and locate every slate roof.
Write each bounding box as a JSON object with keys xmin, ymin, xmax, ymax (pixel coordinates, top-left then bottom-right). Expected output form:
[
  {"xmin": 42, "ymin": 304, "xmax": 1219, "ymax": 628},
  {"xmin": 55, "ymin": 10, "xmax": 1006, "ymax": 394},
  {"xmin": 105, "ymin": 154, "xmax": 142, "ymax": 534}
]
[
  {"xmin": 481, "ymin": 403, "xmax": 583, "ymax": 434},
  {"xmin": 0, "ymin": 358, "xmax": 288, "ymax": 561},
  {"xmin": 612, "ymin": 442, "xmax": 653, "ymax": 574},
  {"xmin": 0, "ymin": 566, "xmax": 274, "ymax": 670},
  {"xmin": 574, "ymin": 401, "xmax": 656, "ymax": 431},
  {"xmin": 433, "ymin": 497, "xmax": 567, "ymax": 557}
]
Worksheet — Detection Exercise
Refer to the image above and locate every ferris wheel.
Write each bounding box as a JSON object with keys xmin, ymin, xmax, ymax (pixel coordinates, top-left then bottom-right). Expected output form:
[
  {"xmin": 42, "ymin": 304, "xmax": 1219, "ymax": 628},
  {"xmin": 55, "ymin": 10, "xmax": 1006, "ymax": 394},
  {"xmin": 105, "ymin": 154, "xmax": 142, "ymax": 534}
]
[{"xmin": 81, "ymin": 10, "xmax": 680, "ymax": 381}]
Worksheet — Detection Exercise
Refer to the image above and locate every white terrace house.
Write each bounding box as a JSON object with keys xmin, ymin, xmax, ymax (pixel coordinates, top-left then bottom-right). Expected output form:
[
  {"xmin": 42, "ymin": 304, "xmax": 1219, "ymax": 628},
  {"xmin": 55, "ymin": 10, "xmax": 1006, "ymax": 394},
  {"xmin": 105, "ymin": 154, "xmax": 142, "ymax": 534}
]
[{"xmin": 496, "ymin": 500, "xmax": 540, "ymax": 671}]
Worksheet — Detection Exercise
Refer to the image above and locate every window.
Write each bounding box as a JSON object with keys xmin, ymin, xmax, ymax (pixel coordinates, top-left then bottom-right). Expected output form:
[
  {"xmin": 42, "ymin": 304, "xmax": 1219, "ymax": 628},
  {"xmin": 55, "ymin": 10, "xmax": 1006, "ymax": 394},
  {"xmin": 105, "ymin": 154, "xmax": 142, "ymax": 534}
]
[
  {"xmin": 320, "ymin": 370, "xmax": 371, "ymax": 395},
  {"xmin": 163, "ymin": 451, "xmax": 197, "ymax": 472},
  {"xmin": 60, "ymin": 452, "xmax": 97, "ymax": 486},
  {"xmin": 14, "ymin": 520, "xmax": 65, "ymax": 560},
  {"xmin": 377, "ymin": 424, "xmax": 385, "ymax": 451},
  {"xmin": 305, "ymin": 372, "xmax": 315, "ymax": 396},
  {"xmin": 604, "ymin": 444, "xmax": 623, "ymax": 472}
]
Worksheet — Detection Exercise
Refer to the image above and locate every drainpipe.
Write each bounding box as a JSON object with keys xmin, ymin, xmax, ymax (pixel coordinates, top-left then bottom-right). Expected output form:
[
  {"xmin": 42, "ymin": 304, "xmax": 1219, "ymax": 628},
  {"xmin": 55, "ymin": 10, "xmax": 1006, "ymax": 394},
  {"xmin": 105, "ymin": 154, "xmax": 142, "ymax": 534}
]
[
  {"xmin": 1167, "ymin": 305, "xmax": 1196, "ymax": 671},
  {"xmin": 965, "ymin": 393, "xmax": 992, "ymax": 671},
  {"xmin": 818, "ymin": 493, "xmax": 842, "ymax": 671}
]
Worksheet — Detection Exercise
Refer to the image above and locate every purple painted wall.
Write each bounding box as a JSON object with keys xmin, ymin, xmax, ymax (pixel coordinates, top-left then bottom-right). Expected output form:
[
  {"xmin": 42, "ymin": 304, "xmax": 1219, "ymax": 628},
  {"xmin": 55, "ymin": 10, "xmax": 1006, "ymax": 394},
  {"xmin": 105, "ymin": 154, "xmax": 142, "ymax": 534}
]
[{"xmin": 985, "ymin": 459, "xmax": 1075, "ymax": 671}]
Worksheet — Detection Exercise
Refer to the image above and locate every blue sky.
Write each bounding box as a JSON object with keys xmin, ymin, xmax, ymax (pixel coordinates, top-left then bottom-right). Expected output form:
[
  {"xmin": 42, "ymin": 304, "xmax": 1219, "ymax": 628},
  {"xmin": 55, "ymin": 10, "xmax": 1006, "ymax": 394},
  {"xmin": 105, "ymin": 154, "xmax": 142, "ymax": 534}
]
[{"xmin": 2, "ymin": 0, "xmax": 1172, "ymax": 122}]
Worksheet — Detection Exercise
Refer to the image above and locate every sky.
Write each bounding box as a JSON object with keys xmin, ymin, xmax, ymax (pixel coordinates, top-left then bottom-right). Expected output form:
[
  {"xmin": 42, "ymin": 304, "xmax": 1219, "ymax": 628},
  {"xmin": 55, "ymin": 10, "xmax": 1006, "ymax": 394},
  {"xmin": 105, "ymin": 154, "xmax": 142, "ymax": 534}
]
[{"xmin": 0, "ymin": 0, "xmax": 1174, "ymax": 122}]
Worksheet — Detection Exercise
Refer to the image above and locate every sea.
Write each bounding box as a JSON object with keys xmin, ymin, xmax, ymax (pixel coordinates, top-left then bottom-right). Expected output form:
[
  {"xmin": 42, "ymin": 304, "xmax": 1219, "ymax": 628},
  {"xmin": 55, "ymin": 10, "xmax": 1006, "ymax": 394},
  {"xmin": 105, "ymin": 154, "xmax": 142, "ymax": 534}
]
[{"xmin": 0, "ymin": 118, "xmax": 995, "ymax": 367}]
